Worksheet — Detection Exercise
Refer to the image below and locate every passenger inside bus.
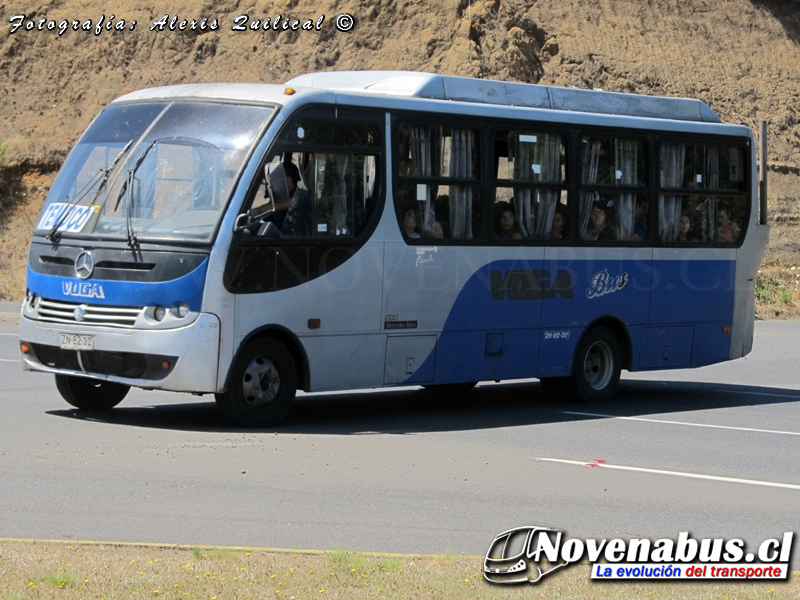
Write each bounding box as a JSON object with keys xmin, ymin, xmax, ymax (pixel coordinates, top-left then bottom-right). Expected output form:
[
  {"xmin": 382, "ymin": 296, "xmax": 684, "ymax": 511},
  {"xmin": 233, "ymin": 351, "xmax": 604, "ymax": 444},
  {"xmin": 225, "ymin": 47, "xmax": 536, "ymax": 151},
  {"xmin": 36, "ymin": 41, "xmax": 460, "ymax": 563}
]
[
  {"xmin": 403, "ymin": 206, "xmax": 421, "ymax": 238},
  {"xmin": 584, "ymin": 199, "xmax": 618, "ymax": 241},
  {"xmin": 717, "ymin": 205, "xmax": 741, "ymax": 243},
  {"xmin": 632, "ymin": 201, "xmax": 648, "ymax": 241},
  {"xmin": 678, "ymin": 212, "xmax": 694, "ymax": 242},
  {"xmin": 549, "ymin": 204, "xmax": 569, "ymax": 239},
  {"xmin": 494, "ymin": 201, "xmax": 523, "ymax": 240}
]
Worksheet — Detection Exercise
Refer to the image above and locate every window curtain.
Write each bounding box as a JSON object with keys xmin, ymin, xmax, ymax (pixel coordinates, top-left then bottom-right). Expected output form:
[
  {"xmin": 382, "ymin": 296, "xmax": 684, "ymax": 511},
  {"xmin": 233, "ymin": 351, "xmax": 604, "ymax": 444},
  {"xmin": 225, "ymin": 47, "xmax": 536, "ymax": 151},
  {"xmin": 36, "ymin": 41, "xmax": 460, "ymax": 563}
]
[
  {"xmin": 701, "ymin": 147, "xmax": 719, "ymax": 241},
  {"xmin": 512, "ymin": 134, "xmax": 560, "ymax": 239},
  {"xmin": 410, "ymin": 126, "xmax": 435, "ymax": 235},
  {"xmin": 449, "ymin": 128, "xmax": 474, "ymax": 239},
  {"xmin": 615, "ymin": 140, "xmax": 638, "ymax": 240},
  {"xmin": 333, "ymin": 154, "xmax": 349, "ymax": 235},
  {"xmin": 659, "ymin": 144, "xmax": 685, "ymax": 241},
  {"xmin": 580, "ymin": 140, "xmax": 602, "ymax": 237},
  {"xmin": 513, "ymin": 138, "xmax": 534, "ymax": 238}
]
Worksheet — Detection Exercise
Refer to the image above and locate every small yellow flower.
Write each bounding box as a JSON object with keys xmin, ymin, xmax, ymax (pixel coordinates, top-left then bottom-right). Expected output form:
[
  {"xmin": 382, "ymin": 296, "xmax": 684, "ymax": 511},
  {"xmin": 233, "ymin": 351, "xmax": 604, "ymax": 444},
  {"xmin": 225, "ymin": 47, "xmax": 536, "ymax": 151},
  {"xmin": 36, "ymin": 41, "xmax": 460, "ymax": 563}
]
[
  {"xmin": 464, "ymin": 578, "xmax": 470, "ymax": 583},
  {"xmin": 289, "ymin": 568, "xmax": 294, "ymax": 573}
]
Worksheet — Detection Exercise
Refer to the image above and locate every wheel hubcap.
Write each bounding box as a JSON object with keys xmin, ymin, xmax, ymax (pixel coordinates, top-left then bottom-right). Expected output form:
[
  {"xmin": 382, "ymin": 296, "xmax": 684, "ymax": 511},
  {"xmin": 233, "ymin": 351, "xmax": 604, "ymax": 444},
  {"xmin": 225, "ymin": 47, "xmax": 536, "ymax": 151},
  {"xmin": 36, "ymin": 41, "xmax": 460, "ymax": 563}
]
[
  {"xmin": 242, "ymin": 356, "xmax": 280, "ymax": 408},
  {"xmin": 583, "ymin": 341, "xmax": 613, "ymax": 390}
]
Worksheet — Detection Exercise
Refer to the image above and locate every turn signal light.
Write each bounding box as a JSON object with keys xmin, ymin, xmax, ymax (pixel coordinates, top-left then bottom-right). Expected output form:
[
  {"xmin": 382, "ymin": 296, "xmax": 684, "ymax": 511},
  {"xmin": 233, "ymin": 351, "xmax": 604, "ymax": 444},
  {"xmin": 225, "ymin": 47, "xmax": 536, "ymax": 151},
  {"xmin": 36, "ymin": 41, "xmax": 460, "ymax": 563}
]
[
  {"xmin": 308, "ymin": 318, "xmax": 321, "ymax": 330},
  {"xmin": 722, "ymin": 326, "xmax": 731, "ymax": 335},
  {"xmin": 20, "ymin": 342, "xmax": 30, "ymax": 354},
  {"xmin": 284, "ymin": 87, "xmax": 296, "ymax": 95}
]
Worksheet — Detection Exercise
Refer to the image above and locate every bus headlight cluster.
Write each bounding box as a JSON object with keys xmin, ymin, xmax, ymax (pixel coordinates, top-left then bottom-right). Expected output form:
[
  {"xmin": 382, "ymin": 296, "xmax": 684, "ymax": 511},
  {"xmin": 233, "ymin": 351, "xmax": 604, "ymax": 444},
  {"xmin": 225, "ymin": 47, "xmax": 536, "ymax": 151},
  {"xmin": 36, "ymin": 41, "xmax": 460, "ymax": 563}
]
[{"xmin": 147, "ymin": 302, "xmax": 191, "ymax": 323}]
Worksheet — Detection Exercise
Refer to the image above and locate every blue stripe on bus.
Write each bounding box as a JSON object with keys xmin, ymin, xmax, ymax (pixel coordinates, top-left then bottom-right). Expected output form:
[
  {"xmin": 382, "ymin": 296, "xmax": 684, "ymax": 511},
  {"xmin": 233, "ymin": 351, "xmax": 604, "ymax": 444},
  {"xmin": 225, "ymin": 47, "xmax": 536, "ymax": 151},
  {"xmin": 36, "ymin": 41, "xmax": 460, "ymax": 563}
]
[
  {"xmin": 405, "ymin": 258, "xmax": 735, "ymax": 385},
  {"xmin": 26, "ymin": 258, "xmax": 208, "ymax": 311}
]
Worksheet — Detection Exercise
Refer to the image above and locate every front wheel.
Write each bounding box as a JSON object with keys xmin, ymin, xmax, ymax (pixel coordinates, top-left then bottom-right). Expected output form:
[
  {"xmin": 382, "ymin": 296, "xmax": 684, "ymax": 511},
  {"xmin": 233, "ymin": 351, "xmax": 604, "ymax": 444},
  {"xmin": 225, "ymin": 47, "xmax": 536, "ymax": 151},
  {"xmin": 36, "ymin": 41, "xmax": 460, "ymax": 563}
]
[
  {"xmin": 562, "ymin": 326, "xmax": 621, "ymax": 403},
  {"xmin": 215, "ymin": 338, "xmax": 297, "ymax": 428},
  {"xmin": 55, "ymin": 374, "xmax": 129, "ymax": 410}
]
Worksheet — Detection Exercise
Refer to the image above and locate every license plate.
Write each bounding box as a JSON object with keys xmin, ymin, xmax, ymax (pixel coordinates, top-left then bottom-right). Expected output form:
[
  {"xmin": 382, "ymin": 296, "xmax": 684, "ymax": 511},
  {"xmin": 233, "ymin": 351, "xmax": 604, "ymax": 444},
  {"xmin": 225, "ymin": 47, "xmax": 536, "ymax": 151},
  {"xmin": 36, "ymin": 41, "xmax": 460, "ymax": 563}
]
[{"xmin": 59, "ymin": 333, "xmax": 94, "ymax": 351}]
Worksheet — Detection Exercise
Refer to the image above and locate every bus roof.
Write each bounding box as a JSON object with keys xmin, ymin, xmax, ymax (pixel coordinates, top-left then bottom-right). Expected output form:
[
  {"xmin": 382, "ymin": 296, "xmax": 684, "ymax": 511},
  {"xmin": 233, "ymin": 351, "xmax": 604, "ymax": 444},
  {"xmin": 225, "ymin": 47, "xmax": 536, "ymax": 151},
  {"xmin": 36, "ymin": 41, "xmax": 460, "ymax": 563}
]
[{"xmin": 285, "ymin": 71, "xmax": 722, "ymax": 124}]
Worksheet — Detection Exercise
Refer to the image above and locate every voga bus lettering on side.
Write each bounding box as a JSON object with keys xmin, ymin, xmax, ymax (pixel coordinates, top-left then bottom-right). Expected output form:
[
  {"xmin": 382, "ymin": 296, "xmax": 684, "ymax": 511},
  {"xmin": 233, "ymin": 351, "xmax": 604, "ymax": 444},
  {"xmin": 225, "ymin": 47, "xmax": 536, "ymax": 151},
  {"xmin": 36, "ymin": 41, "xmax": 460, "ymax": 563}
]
[{"xmin": 18, "ymin": 71, "xmax": 768, "ymax": 426}]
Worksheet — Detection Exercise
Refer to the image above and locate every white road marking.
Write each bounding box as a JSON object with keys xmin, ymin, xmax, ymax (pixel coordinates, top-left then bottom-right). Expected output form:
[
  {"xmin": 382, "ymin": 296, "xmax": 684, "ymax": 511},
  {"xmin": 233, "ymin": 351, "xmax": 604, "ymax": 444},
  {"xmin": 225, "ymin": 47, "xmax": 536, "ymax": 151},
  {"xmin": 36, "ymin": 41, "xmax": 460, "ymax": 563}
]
[
  {"xmin": 0, "ymin": 333, "xmax": 18, "ymax": 336},
  {"xmin": 534, "ymin": 457, "xmax": 800, "ymax": 490},
  {"xmin": 0, "ymin": 358, "xmax": 18, "ymax": 363},
  {"xmin": 717, "ymin": 389, "xmax": 800, "ymax": 399},
  {"xmin": 562, "ymin": 411, "xmax": 800, "ymax": 437}
]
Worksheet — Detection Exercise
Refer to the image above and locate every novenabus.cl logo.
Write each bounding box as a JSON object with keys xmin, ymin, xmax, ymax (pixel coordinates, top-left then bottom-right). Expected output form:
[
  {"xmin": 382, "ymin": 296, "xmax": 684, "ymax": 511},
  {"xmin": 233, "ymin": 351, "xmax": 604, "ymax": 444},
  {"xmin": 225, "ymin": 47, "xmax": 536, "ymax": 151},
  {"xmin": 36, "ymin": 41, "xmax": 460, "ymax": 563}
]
[{"xmin": 484, "ymin": 526, "xmax": 573, "ymax": 584}]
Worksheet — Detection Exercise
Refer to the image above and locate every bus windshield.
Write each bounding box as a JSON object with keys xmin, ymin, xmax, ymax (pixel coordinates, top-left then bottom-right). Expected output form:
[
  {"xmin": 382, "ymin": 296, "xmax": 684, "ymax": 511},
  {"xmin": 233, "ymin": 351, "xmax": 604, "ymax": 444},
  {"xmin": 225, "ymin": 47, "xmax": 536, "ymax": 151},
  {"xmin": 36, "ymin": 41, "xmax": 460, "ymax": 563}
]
[{"xmin": 35, "ymin": 101, "xmax": 273, "ymax": 244}]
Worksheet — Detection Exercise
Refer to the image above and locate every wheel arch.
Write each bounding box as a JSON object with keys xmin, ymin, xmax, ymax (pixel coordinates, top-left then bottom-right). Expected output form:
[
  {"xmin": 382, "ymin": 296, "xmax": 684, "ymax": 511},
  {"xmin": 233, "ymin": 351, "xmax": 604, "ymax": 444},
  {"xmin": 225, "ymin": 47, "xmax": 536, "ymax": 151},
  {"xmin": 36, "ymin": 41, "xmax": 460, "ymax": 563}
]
[{"xmin": 225, "ymin": 325, "xmax": 310, "ymax": 393}]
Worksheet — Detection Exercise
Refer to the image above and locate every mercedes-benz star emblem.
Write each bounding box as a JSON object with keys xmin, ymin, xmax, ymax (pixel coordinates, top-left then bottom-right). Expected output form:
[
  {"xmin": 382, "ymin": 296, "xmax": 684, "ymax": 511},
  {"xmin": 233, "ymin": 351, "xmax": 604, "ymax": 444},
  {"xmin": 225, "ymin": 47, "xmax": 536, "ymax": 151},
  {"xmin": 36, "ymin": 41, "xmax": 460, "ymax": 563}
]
[{"xmin": 74, "ymin": 250, "xmax": 95, "ymax": 279}]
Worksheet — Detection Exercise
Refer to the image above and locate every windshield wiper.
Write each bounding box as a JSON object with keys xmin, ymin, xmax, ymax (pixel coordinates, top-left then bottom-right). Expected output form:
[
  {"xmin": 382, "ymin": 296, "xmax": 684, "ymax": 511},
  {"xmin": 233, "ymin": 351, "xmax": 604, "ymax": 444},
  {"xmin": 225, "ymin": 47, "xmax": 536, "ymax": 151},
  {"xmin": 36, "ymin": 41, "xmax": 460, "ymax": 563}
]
[
  {"xmin": 47, "ymin": 141, "xmax": 133, "ymax": 242},
  {"xmin": 113, "ymin": 140, "xmax": 157, "ymax": 213},
  {"xmin": 114, "ymin": 140, "xmax": 158, "ymax": 248}
]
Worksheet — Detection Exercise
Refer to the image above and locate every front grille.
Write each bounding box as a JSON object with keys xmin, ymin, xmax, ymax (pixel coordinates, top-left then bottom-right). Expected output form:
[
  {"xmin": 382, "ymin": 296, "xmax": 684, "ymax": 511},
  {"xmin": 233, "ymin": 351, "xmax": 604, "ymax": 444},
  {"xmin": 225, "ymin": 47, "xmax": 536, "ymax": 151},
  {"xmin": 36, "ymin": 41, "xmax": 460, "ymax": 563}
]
[
  {"xmin": 30, "ymin": 343, "xmax": 176, "ymax": 380},
  {"xmin": 37, "ymin": 298, "xmax": 143, "ymax": 328}
]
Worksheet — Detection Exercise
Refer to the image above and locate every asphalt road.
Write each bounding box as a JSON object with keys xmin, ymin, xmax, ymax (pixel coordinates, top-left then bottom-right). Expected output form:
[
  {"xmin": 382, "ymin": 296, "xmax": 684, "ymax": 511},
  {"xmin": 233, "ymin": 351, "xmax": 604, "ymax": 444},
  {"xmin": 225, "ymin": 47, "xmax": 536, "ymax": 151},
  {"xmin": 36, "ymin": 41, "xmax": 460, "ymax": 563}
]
[{"xmin": 1, "ymin": 301, "xmax": 798, "ymax": 569}]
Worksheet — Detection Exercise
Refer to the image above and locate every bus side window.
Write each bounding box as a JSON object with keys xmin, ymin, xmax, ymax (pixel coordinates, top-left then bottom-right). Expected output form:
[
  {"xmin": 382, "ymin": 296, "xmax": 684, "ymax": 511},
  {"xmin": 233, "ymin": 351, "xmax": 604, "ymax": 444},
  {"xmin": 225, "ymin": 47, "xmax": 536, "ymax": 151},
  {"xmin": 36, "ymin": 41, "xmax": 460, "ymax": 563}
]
[
  {"xmin": 580, "ymin": 136, "xmax": 647, "ymax": 243},
  {"xmin": 495, "ymin": 130, "xmax": 567, "ymax": 241},
  {"xmin": 659, "ymin": 143, "xmax": 747, "ymax": 245},
  {"xmin": 242, "ymin": 118, "xmax": 383, "ymax": 240},
  {"xmin": 396, "ymin": 124, "xmax": 481, "ymax": 242}
]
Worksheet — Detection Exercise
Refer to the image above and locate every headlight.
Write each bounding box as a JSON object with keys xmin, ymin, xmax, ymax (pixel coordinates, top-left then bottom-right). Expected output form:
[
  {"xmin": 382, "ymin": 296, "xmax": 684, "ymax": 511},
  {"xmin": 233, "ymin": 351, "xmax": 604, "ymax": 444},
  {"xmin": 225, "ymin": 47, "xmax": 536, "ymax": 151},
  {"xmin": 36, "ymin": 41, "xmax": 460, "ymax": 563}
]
[
  {"xmin": 154, "ymin": 305, "xmax": 166, "ymax": 322},
  {"xmin": 176, "ymin": 302, "xmax": 190, "ymax": 319}
]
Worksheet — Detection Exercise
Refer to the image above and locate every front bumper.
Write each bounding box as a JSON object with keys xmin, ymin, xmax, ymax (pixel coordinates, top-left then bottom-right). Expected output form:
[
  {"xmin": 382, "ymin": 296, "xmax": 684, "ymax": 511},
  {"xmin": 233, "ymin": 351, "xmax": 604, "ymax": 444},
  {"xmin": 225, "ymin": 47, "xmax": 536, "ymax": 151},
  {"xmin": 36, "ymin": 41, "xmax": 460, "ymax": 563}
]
[{"xmin": 19, "ymin": 312, "xmax": 221, "ymax": 393}]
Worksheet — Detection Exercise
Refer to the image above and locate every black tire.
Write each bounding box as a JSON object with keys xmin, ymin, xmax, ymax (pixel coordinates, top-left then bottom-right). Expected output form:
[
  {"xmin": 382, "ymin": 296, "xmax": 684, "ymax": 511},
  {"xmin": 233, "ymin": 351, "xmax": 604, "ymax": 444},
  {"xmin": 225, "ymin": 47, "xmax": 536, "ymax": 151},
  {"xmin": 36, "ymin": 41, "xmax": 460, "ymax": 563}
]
[
  {"xmin": 561, "ymin": 326, "xmax": 621, "ymax": 403},
  {"xmin": 216, "ymin": 338, "xmax": 297, "ymax": 428},
  {"xmin": 54, "ymin": 374, "xmax": 129, "ymax": 410}
]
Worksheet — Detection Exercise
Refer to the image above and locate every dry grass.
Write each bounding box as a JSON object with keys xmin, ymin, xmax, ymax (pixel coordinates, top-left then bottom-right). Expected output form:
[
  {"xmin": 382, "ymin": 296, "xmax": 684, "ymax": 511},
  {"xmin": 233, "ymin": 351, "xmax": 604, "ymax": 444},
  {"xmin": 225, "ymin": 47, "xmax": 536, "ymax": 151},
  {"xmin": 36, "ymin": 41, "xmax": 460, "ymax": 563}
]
[
  {"xmin": 0, "ymin": 169, "xmax": 54, "ymax": 301},
  {"xmin": 0, "ymin": 539, "xmax": 797, "ymax": 600},
  {"xmin": 756, "ymin": 262, "xmax": 800, "ymax": 320}
]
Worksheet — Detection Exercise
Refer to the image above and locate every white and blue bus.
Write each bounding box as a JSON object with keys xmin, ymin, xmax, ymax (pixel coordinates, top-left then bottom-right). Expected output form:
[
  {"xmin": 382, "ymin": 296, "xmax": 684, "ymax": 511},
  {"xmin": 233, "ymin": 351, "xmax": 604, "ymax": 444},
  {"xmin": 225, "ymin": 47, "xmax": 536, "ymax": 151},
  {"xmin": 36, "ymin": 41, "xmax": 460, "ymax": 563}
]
[{"xmin": 19, "ymin": 71, "xmax": 769, "ymax": 427}]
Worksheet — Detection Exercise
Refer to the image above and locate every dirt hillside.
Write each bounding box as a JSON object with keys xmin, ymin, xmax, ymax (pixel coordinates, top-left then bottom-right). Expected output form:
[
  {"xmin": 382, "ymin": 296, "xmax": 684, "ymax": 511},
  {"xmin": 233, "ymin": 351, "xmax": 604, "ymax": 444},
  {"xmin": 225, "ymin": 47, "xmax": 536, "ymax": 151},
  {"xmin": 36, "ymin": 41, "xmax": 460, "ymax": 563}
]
[{"xmin": 1, "ymin": 0, "xmax": 799, "ymax": 300}]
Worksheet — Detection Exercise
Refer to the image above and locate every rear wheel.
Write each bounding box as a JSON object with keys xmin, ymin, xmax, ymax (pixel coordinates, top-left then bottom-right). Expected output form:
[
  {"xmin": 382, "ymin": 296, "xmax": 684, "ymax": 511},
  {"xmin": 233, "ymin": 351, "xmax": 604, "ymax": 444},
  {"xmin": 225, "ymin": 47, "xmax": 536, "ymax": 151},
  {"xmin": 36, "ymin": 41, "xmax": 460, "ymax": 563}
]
[
  {"xmin": 55, "ymin": 374, "xmax": 129, "ymax": 410},
  {"xmin": 562, "ymin": 326, "xmax": 621, "ymax": 402},
  {"xmin": 216, "ymin": 338, "xmax": 297, "ymax": 428}
]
